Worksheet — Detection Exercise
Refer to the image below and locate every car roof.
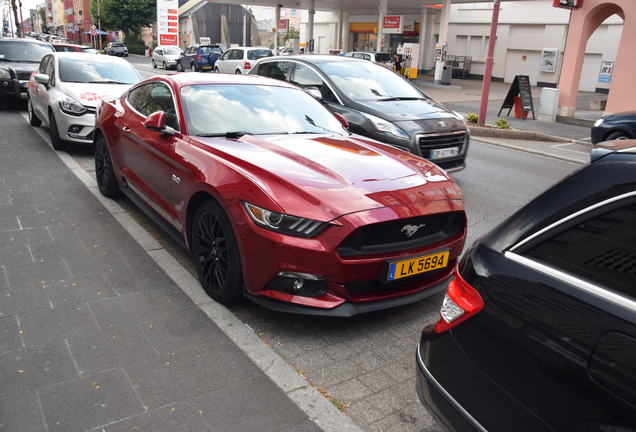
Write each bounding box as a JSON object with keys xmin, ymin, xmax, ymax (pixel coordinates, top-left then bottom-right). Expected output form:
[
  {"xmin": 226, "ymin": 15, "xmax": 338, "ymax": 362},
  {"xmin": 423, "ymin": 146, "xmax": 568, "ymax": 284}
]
[
  {"xmin": 52, "ymin": 43, "xmax": 88, "ymax": 48},
  {"xmin": 51, "ymin": 52, "xmax": 129, "ymax": 62},
  {"xmin": 260, "ymin": 54, "xmax": 367, "ymax": 65},
  {"xmin": 0, "ymin": 37, "xmax": 51, "ymax": 46},
  {"xmin": 227, "ymin": 46, "xmax": 271, "ymax": 50},
  {"xmin": 158, "ymin": 72, "xmax": 298, "ymax": 89}
]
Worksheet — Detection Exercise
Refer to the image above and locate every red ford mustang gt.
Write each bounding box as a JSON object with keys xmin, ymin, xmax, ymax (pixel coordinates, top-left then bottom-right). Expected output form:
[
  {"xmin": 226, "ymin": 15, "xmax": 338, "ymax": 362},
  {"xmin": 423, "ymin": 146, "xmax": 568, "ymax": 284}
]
[{"xmin": 94, "ymin": 73, "xmax": 466, "ymax": 316}]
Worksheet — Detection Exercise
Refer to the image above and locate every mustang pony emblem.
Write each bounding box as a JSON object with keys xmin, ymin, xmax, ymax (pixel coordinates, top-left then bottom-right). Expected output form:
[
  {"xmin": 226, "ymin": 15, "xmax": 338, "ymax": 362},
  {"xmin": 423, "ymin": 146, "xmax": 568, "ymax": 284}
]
[{"xmin": 401, "ymin": 223, "xmax": 426, "ymax": 238}]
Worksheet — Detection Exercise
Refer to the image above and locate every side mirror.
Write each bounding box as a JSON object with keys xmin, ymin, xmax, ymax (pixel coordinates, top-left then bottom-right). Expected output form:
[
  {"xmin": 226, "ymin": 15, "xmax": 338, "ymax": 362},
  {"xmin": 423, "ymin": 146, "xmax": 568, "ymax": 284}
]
[
  {"xmin": 333, "ymin": 112, "xmax": 349, "ymax": 129},
  {"xmin": 34, "ymin": 73, "xmax": 49, "ymax": 85},
  {"xmin": 144, "ymin": 111, "xmax": 175, "ymax": 135},
  {"xmin": 305, "ymin": 87, "xmax": 323, "ymax": 101}
]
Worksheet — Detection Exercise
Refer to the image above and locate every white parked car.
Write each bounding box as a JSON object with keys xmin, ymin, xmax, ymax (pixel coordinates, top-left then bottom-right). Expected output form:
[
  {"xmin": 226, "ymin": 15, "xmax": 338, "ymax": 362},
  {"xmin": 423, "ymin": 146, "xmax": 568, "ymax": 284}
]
[
  {"xmin": 152, "ymin": 45, "xmax": 183, "ymax": 70},
  {"xmin": 27, "ymin": 52, "xmax": 141, "ymax": 150},
  {"xmin": 214, "ymin": 46, "xmax": 273, "ymax": 74},
  {"xmin": 344, "ymin": 51, "xmax": 393, "ymax": 69}
]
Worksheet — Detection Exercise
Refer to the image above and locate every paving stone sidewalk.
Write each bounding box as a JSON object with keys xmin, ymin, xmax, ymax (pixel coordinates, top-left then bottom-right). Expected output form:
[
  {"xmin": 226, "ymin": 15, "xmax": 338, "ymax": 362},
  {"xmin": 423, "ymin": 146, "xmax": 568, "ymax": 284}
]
[{"xmin": 0, "ymin": 110, "xmax": 321, "ymax": 432}]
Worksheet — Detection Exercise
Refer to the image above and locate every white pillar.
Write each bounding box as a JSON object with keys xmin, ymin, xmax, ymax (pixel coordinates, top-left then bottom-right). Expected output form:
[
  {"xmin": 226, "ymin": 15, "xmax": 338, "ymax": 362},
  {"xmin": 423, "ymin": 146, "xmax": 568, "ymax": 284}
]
[
  {"xmin": 274, "ymin": 5, "xmax": 281, "ymax": 52},
  {"xmin": 423, "ymin": 8, "xmax": 436, "ymax": 70},
  {"xmin": 376, "ymin": 0, "xmax": 388, "ymax": 52},
  {"xmin": 434, "ymin": 0, "xmax": 450, "ymax": 83},
  {"xmin": 342, "ymin": 13, "xmax": 350, "ymax": 51},
  {"xmin": 305, "ymin": 0, "xmax": 316, "ymax": 54},
  {"xmin": 417, "ymin": 7, "xmax": 428, "ymax": 71},
  {"xmin": 242, "ymin": 9, "xmax": 247, "ymax": 46},
  {"xmin": 338, "ymin": 8, "xmax": 344, "ymax": 51}
]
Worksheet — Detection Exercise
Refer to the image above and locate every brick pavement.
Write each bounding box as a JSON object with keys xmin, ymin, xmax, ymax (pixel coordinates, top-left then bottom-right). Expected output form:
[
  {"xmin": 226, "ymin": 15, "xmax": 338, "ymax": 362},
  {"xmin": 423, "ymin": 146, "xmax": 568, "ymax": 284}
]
[{"xmin": 0, "ymin": 110, "xmax": 322, "ymax": 432}]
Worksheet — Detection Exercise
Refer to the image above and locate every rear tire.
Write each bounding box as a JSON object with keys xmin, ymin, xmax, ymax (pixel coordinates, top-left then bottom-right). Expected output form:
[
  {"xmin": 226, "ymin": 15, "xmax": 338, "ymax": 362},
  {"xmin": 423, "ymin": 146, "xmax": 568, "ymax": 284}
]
[
  {"xmin": 214, "ymin": 67, "xmax": 220, "ymax": 73},
  {"xmin": 606, "ymin": 131, "xmax": 630, "ymax": 141},
  {"xmin": 235, "ymin": 70, "xmax": 242, "ymax": 74},
  {"xmin": 191, "ymin": 199, "xmax": 244, "ymax": 304},
  {"xmin": 28, "ymin": 98, "xmax": 41, "ymax": 126},
  {"xmin": 94, "ymin": 134, "xmax": 120, "ymax": 198},
  {"xmin": 152, "ymin": 59, "xmax": 157, "ymax": 68},
  {"xmin": 49, "ymin": 111, "xmax": 67, "ymax": 150}
]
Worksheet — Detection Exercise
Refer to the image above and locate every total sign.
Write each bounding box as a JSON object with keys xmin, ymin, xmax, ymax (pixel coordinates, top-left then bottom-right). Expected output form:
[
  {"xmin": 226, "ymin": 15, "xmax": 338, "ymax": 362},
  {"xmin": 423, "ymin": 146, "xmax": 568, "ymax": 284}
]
[{"xmin": 157, "ymin": 0, "xmax": 179, "ymax": 46}]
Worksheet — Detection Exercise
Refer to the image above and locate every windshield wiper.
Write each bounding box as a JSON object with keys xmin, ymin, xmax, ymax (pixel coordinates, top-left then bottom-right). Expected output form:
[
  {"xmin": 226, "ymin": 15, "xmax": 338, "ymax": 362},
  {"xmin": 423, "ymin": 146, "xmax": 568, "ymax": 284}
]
[
  {"xmin": 197, "ymin": 131, "xmax": 249, "ymax": 138},
  {"xmin": 376, "ymin": 96, "xmax": 426, "ymax": 101},
  {"xmin": 88, "ymin": 80, "xmax": 129, "ymax": 84}
]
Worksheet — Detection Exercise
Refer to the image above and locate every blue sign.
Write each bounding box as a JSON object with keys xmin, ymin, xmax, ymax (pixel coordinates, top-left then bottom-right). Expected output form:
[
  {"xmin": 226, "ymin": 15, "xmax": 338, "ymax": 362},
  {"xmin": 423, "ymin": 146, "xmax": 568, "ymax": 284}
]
[{"xmin": 599, "ymin": 61, "xmax": 614, "ymax": 83}]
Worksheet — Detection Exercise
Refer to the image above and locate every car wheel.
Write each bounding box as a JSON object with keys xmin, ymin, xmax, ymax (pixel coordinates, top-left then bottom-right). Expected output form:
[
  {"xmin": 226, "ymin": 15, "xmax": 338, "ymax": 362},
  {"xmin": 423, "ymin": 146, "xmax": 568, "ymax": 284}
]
[
  {"xmin": 28, "ymin": 98, "xmax": 41, "ymax": 126},
  {"xmin": 214, "ymin": 67, "xmax": 220, "ymax": 73},
  {"xmin": 176, "ymin": 62, "xmax": 184, "ymax": 72},
  {"xmin": 606, "ymin": 131, "xmax": 630, "ymax": 140},
  {"xmin": 163, "ymin": 61, "xmax": 167, "ymax": 69},
  {"xmin": 49, "ymin": 111, "xmax": 67, "ymax": 150},
  {"xmin": 191, "ymin": 199, "xmax": 243, "ymax": 304},
  {"xmin": 235, "ymin": 70, "xmax": 242, "ymax": 74},
  {"xmin": 152, "ymin": 59, "xmax": 157, "ymax": 68},
  {"xmin": 94, "ymin": 134, "xmax": 120, "ymax": 198}
]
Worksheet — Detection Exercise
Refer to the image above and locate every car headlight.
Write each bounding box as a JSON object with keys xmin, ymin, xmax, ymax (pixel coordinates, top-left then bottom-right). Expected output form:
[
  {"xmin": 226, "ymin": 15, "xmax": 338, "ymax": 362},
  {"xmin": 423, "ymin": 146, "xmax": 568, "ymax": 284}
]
[
  {"xmin": 243, "ymin": 202, "xmax": 329, "ymax": 238},
  {"xmin": 0, "ymin": 68, "xmax": 11, "ymax": 79},
  {"xmin": 361, "ymin": 113, "xmax": 409, "ymax": 139},
  {"xmin": 59, "ymin": 96, "xmax": 87, "ymax": 115},
  {"xmin": 593, "ymin": 118, "xmax": 603, "ymax": 127}
]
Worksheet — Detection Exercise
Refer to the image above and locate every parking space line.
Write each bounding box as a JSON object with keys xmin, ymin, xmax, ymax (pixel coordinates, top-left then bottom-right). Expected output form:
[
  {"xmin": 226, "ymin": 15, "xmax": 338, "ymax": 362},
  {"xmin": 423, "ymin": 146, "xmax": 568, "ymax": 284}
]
[{"xmin": 20, "ymin": 112, "xmax": 362, "ymax": 432}]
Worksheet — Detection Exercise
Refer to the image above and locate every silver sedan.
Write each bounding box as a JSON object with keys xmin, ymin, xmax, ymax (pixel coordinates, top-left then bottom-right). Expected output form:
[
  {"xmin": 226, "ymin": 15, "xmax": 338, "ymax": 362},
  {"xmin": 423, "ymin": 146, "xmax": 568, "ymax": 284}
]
[{"xmin": 27, "ymin": 52, "xmax": 141, "ymax": 150}]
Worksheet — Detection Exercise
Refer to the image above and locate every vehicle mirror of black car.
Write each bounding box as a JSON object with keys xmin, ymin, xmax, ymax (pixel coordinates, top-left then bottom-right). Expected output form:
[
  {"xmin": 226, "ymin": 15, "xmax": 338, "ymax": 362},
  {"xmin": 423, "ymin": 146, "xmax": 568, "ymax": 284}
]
[{"xmin": 34, "ymin": 73, "xmax": 50, "ymax": 86}]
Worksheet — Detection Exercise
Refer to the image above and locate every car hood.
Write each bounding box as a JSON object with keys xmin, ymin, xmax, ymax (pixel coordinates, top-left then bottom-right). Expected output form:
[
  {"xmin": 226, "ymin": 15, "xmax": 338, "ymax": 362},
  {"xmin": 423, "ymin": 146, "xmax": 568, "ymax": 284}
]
[
  {"xmin": 355, "ymin": 98, "xmax": 458, "ymax": 122},
  {"xmin": 194, "ymin": 133, "xmax": 463, "ymax": 221},
  {"xmin": 59, "ymin": 82, "xmax": 133, "ymax": 107},
  {"xmin": 0, "ymin": 61, "xmax": 39, "ymax": 79}
]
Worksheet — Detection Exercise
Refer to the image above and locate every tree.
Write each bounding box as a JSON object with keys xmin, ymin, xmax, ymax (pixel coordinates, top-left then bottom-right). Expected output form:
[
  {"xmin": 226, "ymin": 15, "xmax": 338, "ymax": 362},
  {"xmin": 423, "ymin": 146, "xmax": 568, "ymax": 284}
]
[
  {"xmin": 283, "ymin": 27, "xmax": 299, "ymax": 43},
  {"xmin": 39, "ymin": 8, "xmax": 46, "ymax": 33},
  {"xmin": 10, "ymin": 0, "xmax": 22, "ymax": 37},
  {"xmin": 90, "ymin": 0, "xmax": 155, "ymax": 36}
]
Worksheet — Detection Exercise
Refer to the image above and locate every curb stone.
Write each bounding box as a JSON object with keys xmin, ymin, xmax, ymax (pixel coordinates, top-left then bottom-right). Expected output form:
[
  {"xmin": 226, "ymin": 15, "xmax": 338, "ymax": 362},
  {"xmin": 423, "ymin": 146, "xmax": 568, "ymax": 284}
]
[
  {"xmin": 21, "ymin": 112, "xmax": 363, "ymax": 432},
  {"xmin": 473, "ymin": 136, "xmax": 588, "ymax": 165}
]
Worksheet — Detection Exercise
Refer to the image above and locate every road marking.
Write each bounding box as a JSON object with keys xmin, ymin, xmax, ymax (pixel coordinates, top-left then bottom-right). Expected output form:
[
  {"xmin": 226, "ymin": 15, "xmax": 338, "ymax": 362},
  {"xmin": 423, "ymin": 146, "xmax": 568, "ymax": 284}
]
[{"xmin": 20, "ymin": 112, "xmax": 362, "ymax": 432}]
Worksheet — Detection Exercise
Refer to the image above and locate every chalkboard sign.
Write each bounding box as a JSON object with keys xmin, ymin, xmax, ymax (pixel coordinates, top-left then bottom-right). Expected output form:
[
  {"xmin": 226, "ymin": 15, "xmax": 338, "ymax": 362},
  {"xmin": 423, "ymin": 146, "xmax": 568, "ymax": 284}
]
[{"xmin": 498, "ymin": 75, "xmax": 535, "ymax": 120}]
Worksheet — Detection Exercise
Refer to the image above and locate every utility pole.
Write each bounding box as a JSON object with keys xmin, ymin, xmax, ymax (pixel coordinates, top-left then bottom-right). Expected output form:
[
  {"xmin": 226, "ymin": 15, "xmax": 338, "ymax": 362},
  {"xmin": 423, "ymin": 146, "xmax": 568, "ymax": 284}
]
[
  {"xmin": 10, "ymin": 0, "xmax": 20, "ymax": 37},
  {"xmin": 97, "ymin": 0, "xmax": 102, "ymax": 50},
  {"xmin": 18, "ymin": 0, "xmax": 24, "ymax": 37}
]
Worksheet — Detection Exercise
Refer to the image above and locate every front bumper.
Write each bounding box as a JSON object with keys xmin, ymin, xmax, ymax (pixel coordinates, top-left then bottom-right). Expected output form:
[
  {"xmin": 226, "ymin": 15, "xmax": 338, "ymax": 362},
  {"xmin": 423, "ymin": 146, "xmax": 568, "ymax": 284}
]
[
  {"xmin": 235, "ymin": 201, "xmax": 465, "ymax": 315},
  {"xmin": 55, "ymin": 108, "xmax": 96, "ymax": 144},
  {"xmin": 1, "ymin": 79, "xmax": 29, "ymax": 101}
]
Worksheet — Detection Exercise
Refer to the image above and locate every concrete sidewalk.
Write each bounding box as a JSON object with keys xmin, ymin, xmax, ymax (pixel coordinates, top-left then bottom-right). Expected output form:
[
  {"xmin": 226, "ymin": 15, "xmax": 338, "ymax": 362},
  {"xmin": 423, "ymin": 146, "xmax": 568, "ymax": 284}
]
[{"xmin": 0, "ymin": 110, "xmax": 331, "ymax": 432}]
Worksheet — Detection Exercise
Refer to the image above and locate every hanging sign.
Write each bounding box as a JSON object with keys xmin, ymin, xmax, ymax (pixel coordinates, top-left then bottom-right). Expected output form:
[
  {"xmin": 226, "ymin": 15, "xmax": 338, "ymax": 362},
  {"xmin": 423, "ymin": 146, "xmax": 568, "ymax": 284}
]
[
  {"xmin": 553, "ymin": 0, "xmax": 583, "ymax": 9},
  {"xmin": 157, "ymin": 0, "xmax": 179, "ymax": 46},
  {"xmin": 382, "ymin": 15, "xmax": 403, "ymax": 34},
  {"xmin": 598, "ymin": 61, "xmax": 614, "ymax": 83},
  {"xmin": 498, "ymin": 75, "xmax": 536, "ymax": 120},
  {"xmin": 277, "ymin": 19, "xmax": 289, "ymax": 32}
]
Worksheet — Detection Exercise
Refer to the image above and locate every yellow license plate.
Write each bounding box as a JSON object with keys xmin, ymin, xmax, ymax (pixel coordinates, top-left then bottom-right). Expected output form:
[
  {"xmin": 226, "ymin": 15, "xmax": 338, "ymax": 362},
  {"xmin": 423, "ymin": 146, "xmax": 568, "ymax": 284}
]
[
  {"xmin": 387, "ymin": 250, "xmax": 450, "ymax": 281},
  {"xmin": 202, "ymin": 66, "xmax": 212, "ymax": 70}
]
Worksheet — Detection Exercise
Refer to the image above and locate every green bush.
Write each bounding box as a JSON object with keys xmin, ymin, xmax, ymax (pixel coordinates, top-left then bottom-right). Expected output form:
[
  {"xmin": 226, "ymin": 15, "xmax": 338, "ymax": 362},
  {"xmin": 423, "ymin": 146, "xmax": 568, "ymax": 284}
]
[
  {"xmin": 126, "ymin": 44, "xmax": 147, "ymax": 55},
  {"xmin": 465, "ymin": 112, "xmax": 478, "ymax": 124},
  {"xmin": 494, "ymin": 117, "xmax": 511, "ymax": 130}
]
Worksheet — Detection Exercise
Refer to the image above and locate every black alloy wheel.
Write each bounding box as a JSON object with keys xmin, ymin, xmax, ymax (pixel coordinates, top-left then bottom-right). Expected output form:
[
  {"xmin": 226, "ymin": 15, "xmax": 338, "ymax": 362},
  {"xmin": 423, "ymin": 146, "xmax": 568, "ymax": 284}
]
[
  {"xmin": 28, "ymin": 98, "xmax": 41, "ymax": 126},
  {"xmin": 49, "ymin": 111, "xmax": 67, "ymax": 150},
  {"xmin": 191, "ymin": 199, "xmax": 243, "ymax": 304},
  {"xmin": 607, "ymin": 131, "xmax": 630, "ymax": 140},
  {"xmin": 94, "ymin": 134, "xmax": 120, "ymax": 197}
]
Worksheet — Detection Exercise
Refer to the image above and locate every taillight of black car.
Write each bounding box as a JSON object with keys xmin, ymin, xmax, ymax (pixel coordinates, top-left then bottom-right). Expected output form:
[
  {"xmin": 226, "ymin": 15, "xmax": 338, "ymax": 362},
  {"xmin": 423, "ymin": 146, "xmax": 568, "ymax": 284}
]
[{"xmin": 434, "ymin": 267, "xmax": 484, "ymax": 333}]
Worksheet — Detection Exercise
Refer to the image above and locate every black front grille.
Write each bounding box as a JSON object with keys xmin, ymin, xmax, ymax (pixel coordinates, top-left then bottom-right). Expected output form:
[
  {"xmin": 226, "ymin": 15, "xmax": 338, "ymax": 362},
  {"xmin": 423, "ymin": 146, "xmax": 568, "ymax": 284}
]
[
  {"xmin": 337, "ymin": 211, "xmax": 464, "ymax": 257},
  {"xmin": 418, "ymin": 132, "xmax": 465, "ymax": 158}
]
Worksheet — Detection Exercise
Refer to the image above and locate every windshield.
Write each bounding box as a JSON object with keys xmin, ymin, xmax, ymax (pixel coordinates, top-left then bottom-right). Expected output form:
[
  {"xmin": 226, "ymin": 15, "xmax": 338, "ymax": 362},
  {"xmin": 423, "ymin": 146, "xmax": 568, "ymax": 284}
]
[
  {"xmin": 59, "ymin": 57, "xmax": 141, "ymax": 84},
  {"xmin": 181, "ymin": 84, "xmax": 347, "ymax": 137},
  {"xmin": 321, "ymin": 61, "xmax": 425, "ymax": 101},
  {"xmin": 247, "ymin": 49, "xmax": 273, "ymax": 60},
  {"xmin": 200, "ymin": 46, "xmax": 222, "ymax": 54},
  {"xmin": 163, "ymin": 47, "xmax": 181, "ymax": 55},
  {"xmin": 0, "ymin": 41, "xmax": 53, "ymax": 62},
  {"xmin": 375, "ymin": 53, "xmax": 392, "ymax": 62}
]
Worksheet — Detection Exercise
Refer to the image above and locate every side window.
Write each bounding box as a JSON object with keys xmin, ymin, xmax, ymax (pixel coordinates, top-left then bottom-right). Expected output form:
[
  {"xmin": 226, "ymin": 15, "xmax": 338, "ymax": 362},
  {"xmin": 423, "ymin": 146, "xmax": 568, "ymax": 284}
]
[
  {"xmin": 290, "ymin": 64, "xmax": 337, "ymax": 103},
  {"xmin": 149, "ymin": 83, "xmax": 180, "ymax": 131},
  {"xmin": 363, "ymin": 54, "xmax": 371, "ymax": 61},
  {"xmin": 157, "ymin": 49, "xmax": 163, "ymax": 56},
  {"xmin": 45, "ymin": 57, "xmax": 55, "ymax": 85},
  {"xmin": 233, "ymin": 49, "xmax": 244, "ymax": 60},
  {"xmin": 519, "ymin": 199, "xmax": 636, "ymax": 300},
  {"xmin": 127, "ymin": 84, "xmax": 153, "ymax": 116},
  {"xmin": 256, "ymin": 61, "xmax": 293, "ymax": 82},
  {"xmin": 39, "ymin": 55, "xmax": 50, "ymax": 74},
  {"xmin": 221, "ymin": 50, "xmax": 232, "ymax": 60},
  {"xmin": 352, "ymin": 53, "xmax": 363, "ymax": 59}
]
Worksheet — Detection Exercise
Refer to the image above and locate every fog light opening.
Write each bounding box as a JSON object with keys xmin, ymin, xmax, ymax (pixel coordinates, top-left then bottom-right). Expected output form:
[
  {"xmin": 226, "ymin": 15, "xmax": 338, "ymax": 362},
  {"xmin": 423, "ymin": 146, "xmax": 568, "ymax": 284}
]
[{"xmin": 266, "ymin": 272, "xmax": 327, "ymax": 298}]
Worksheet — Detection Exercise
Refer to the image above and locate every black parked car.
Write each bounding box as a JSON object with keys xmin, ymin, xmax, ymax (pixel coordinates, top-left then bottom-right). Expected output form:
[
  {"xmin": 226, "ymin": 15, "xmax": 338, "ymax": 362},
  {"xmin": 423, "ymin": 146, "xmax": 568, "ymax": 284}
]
[
  {"xmin": 591, "ymin": 111, "xmax": 636, "ymax": 143},
  {"xmin": 251, "ymin": 56, "xmax": 469, "ymax": 172},
  {"xmin": 416, "ymin": 140, "xmax": 636, "ymax": 431},
  {"xmin": 0, "ymin": 38, "xmax": 53, "ymax": 109}
]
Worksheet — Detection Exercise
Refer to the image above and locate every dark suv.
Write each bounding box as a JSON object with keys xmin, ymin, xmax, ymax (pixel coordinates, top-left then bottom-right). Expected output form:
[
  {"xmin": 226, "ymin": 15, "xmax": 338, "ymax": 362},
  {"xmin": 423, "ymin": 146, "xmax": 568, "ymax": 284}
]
[
  {"xmin": 0, "ymin": 38, "xmax": 54, "ymax": 109},
  {"xmin": 251, "ymin": 55, "xmax": 469, "ymax": 172},
  {"xmin": 177, "ymin": 44, "xmax": 223, "ymax": 72}
]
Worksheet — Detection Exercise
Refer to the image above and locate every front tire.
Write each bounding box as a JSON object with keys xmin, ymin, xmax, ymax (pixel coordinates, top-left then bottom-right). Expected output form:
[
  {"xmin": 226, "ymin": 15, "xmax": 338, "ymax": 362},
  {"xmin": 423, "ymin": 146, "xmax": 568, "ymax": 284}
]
[
  {"xmin": 214, "ymin": 67, "xmax": 220, "ymax": 73},
  {"xmin": 95, "ymin": 134, "xmax": 120, "ymax": 198},
  {"xmin": 176, "ymin": 62, "xmax": 184, "ymax": 72},
  {"xmin": 28, "ymin": 98, "xmax": 41, "ymax": 126},
  {"xmin": 163, "ymin": 61, "xmax": 167, "ymax": 69},
  {"xmin": 49, "ymin": 111, "xmax": 67, "ymax": 150},
  {"xmin": 152, "ymin": 59, "xmax": 157, "ymax": 68},
  {"xmin": 191, "ymin": 199, "xmax": 243, "ymax": 304}
]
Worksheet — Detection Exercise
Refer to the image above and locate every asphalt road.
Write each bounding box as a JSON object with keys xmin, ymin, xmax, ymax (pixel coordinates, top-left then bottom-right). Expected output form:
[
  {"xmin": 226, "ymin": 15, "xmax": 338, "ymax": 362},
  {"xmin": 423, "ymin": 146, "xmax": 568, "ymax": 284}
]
[{"xmin": 23, "ymin": 57, "xmax": 583, "ymax": 430}]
